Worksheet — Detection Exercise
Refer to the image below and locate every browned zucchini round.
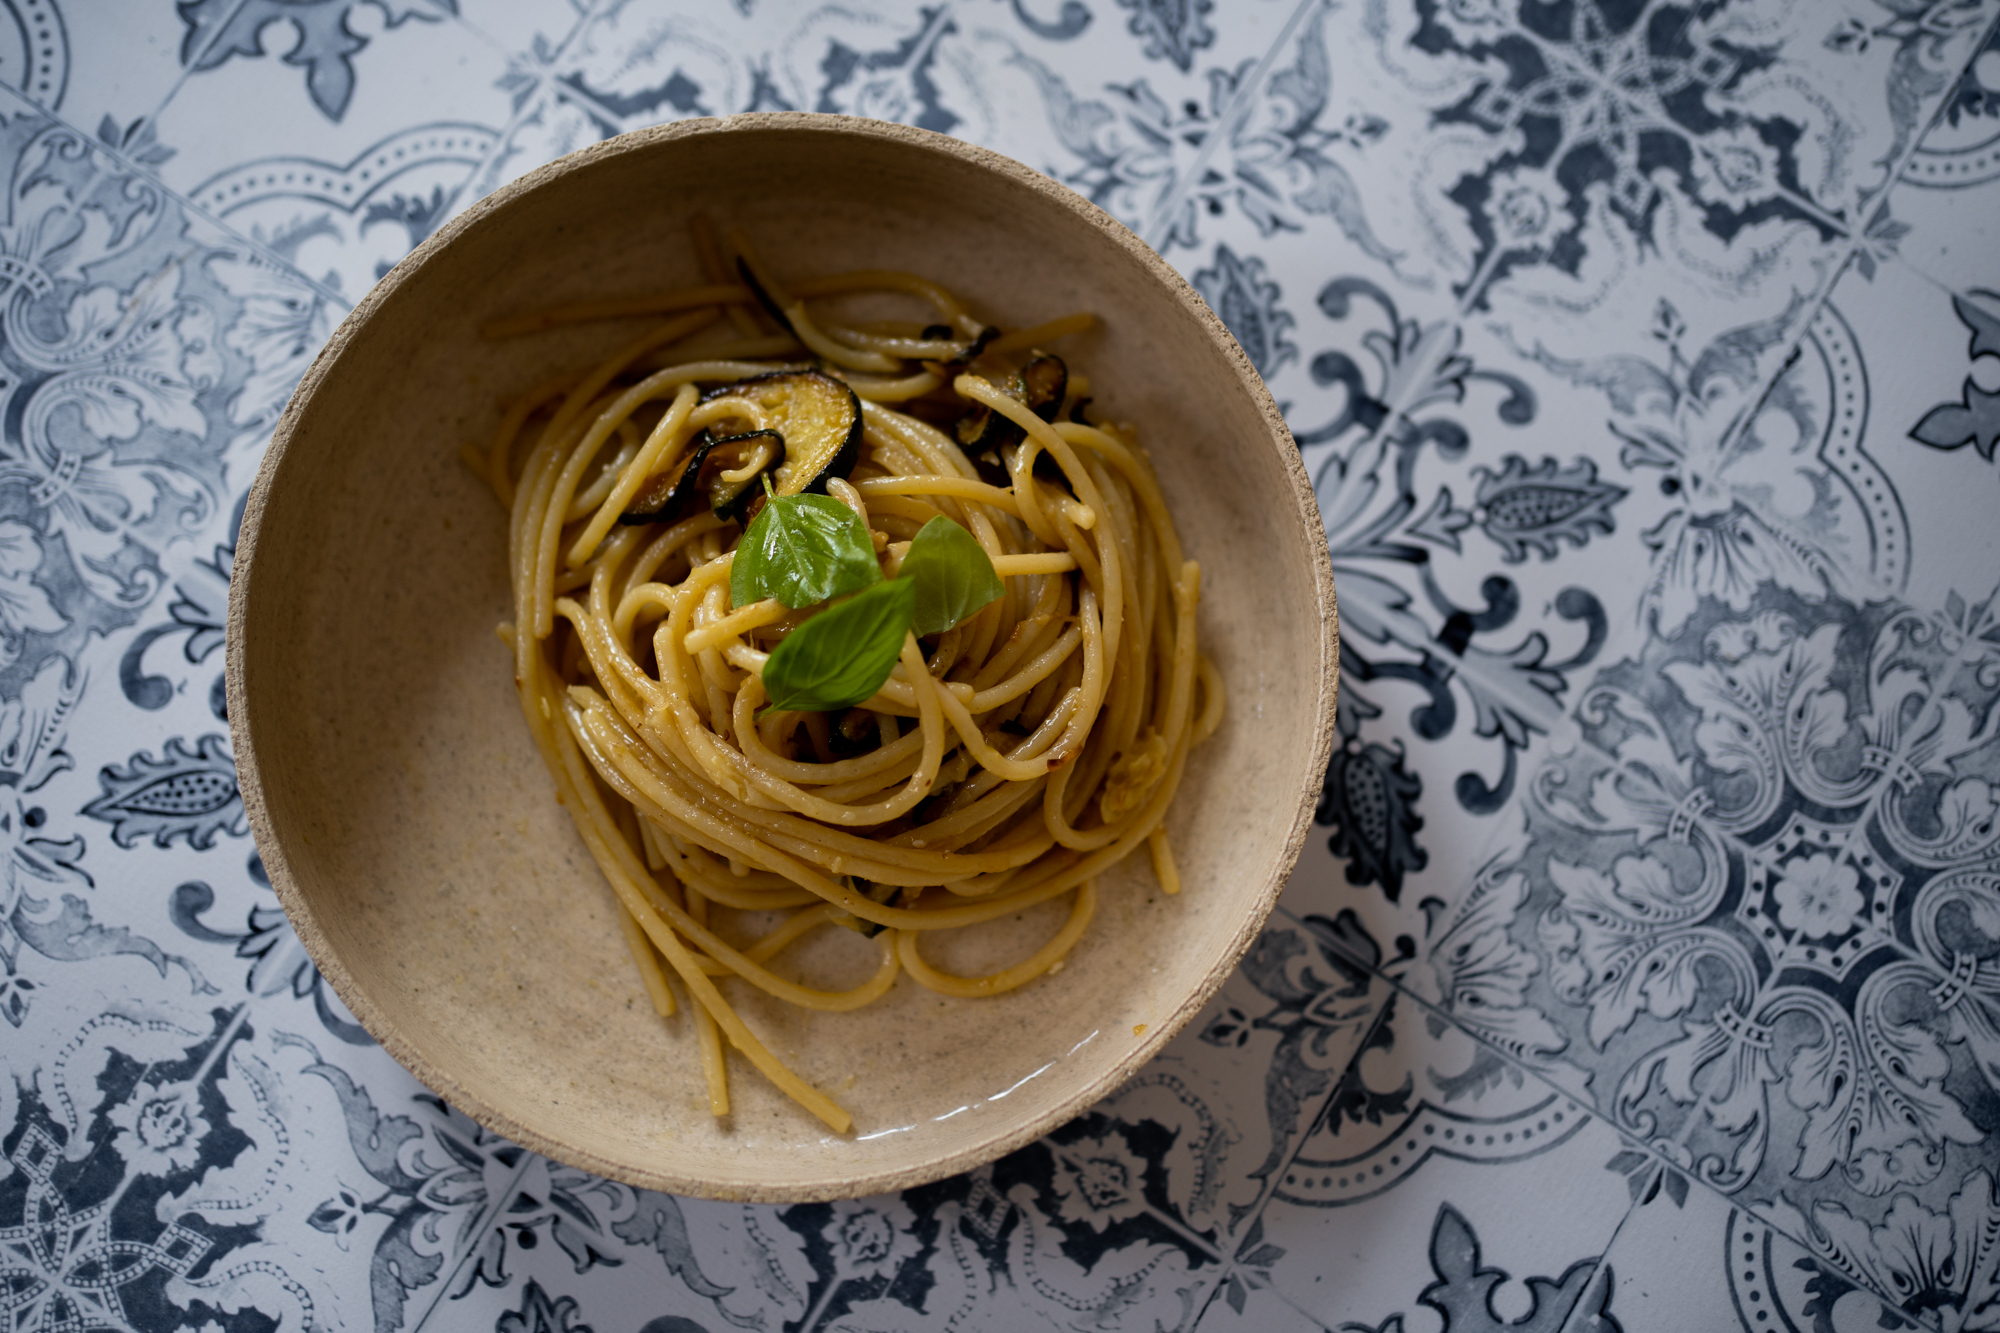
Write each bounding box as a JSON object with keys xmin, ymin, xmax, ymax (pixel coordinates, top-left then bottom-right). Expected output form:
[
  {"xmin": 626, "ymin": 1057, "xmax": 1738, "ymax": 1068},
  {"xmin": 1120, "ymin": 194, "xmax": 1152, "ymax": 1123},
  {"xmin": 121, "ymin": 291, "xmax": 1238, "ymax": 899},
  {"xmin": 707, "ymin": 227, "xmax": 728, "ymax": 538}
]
[
  {"xmin": 616, "ymin": 371, "xmax": 861, "ymax": 526},
  {"xmin": 706, "ymin": 371, "xmax": 862, "ymax": 497},
  {"xmin": 955, "ymin": 353, "xmax": 1068, "ymax": 453},
  {"xmin": 703, "ymin": 430, "xmax": 786, "ymax": 520},
  {"xmin": 617, "ymin": 429, "xmax": 784, "ymax": 525},
  {"xmin": 618, "ymin": 446, "xmax": 703, "ymax": 526}
]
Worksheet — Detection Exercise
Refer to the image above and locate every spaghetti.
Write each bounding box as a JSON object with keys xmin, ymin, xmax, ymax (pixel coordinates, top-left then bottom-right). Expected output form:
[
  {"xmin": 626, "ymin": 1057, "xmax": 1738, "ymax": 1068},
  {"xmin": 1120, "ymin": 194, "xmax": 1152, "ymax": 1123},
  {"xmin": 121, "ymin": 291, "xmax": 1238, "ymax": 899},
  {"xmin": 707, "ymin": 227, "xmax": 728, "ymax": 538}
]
[{"xmin": 470, "ymin": 225, "xmax": 1222, "ymax": 1131}]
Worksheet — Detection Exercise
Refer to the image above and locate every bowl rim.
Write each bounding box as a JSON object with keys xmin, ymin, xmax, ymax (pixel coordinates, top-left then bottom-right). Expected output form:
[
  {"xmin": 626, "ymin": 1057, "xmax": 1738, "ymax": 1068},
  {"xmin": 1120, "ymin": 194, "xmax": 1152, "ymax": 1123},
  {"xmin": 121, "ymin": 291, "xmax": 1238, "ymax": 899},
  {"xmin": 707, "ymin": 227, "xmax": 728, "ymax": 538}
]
[{"xmin": 226, "ymin": 110, "xmax": 1339, "ymax": 1202}]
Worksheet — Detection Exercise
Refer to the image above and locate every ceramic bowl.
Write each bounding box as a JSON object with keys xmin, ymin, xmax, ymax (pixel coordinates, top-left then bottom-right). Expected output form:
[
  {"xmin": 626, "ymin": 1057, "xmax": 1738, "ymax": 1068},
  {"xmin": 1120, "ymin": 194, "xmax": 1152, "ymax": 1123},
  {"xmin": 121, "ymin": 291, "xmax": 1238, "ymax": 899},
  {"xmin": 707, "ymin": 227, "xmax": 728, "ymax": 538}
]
[{"xmin": 228, "ymin": 112, "xmax": 1336, "ymax": 1202}]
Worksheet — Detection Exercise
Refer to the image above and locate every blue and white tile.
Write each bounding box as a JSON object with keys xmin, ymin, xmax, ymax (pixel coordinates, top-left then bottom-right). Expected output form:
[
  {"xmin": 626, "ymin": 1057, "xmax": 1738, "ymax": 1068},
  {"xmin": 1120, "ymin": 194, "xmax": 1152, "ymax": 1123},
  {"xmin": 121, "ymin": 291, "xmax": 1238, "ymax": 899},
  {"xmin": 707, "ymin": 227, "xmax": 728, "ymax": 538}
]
[
  {"xmin": 1813, "ymin": 253, "xmax": 1998, "ymax": 617},
  {"xmin": 144, "ymin": 0, "xmax": 515, "ymax": 212},
  {"xmin": 1455, "ymin": 580, "xmax": 2000, "ymax": 1318},
  {"xmin": 1682, "ymin": 0, "xmax": 2000, "ymax": 223},
  {"xmin": 1279, "ymin": 298, "xmax": 1650, "ymax": 954},
  {"xmin": 449, "ymin": 0, "xmax": 590, "ymax": 70},
  {"xmin": 1476, "ymin": 246, "xmax": 1844, "ymax": 535},
  {"xmin": 0, "ymin": 96, "xmax": 353, "ymax": 1315},
  {"xmin": 1187, "ymin": 187, "xmax": 1484, "ymax": 963},
  {"xmin": 1252, "ymin": 0, "xmax": 1520, "ymax": 301},
  {"xmin": 375, "ymin": 1180, "xmax": 761, "ymax": 1333},
  {"xmin": 1890, "ymin": 15, "xmax": 2000, "ymax": 291},
  {"xmin": 1596, "ymin": 1178, "xmax": 1924, "ymax": 1333},
  {"xmin": 1465, "ymin": 274, "xmax": 1914, "ymax": 696},
  {"xmin": 1284, "ymin": 748, "xmax": 1479, "ymax": 959},
  {"xmin": 134, "ymin": 2, "xmax": 523, "ymax": 302},
  {"xmin": 857, "ymin": 0, "xmax": 1293, "ymax": 193},
  {"xmin": 1331, "ymin": 0, "xmax": 1885, "ymax": 703},
  {"xmin": 0, "ymin": 978, "xmax": 496, "ymax": 1333},
  {"xmin": 452, "ymin": 0, "xmax": 745, "ymax": 206},
  {"xmin": 1193, "ymin": 1277, "xmax": 1332, "ymax": 1333},
  {"xmin": 1341, "ymin": 0, "xmax": 1627, "ymax": 312},
  {"xmin": 453, "ymin": 0, "xmax": 1284, "ymax": 228},
  {"xmin": 176, "ymin": 119, "xmax": 499, "ymax": 303},
  {"xmin": 1440, "ymin": 319, "xmax": 1671, "ymax": 661},
  {"xmin": 458, "ymin": 1, "xmax": 968, "ymax": 205},
  {"xmin": 36, "ymin": 0, "xmax": 187, "ymax": 144},
  {"xmin": 0, "ymin": 76, "xmax": 328, "ymax": 779},
  {"xmin": 1343, "ymin": 1, "xmax": 1853, "ymax": 345},
  {"xmin": 1240, "ymin": 990, "xmax": 1632, "ymax": 1330},
  {"xmin": 1185, "ymin": 908, "xmax": 1396, "ymax": 1228},
  {"xmin": 986, "ymin": 0, "xmax": 1416, "ymax": 256}
]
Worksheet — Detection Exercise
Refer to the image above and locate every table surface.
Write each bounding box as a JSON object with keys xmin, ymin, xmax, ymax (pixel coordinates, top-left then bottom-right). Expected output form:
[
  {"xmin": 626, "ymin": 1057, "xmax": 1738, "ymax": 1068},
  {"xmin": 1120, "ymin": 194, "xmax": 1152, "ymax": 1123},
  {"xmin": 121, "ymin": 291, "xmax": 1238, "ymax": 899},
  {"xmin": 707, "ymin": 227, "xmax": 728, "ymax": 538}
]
[{"xmin": 5, "ymin": 2, "xmax": 1999, "ymax": 1330}]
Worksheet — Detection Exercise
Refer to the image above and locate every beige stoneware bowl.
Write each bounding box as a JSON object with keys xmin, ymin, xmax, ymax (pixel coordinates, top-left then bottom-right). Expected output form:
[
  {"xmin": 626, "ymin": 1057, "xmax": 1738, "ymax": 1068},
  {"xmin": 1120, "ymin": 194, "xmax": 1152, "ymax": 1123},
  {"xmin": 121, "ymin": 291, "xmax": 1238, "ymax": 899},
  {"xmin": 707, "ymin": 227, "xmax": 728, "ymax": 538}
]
[{"xmin": 228, "ymin": 113, "xmax": 1336, "ymax": 1202}]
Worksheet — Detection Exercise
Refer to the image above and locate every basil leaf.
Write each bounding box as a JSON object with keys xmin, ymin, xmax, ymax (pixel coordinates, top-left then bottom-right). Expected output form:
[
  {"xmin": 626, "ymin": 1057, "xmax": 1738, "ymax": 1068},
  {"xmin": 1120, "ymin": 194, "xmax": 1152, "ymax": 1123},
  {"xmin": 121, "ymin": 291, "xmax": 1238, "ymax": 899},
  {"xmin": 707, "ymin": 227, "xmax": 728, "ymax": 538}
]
[
  {"xmin": 762, "ymin": 578, "xmax": 915, "ymax": 712},
  {"xmin": 732, "ymin": 490, "xmax": 881, "ymax": 609},
  {"xmin": 901, "ymin": 515, "xmax": 1005, "ymax": 637}
]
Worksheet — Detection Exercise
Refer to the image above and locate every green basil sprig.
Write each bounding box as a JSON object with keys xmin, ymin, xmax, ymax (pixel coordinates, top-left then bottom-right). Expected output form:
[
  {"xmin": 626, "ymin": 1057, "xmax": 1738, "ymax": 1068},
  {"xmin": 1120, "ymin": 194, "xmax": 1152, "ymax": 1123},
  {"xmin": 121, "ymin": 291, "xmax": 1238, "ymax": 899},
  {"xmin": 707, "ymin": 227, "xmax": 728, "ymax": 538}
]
[
  {"xmin": 760, "ymin": 514, "xmax": 1007, "ymax": 713},
  {"xmin": 731, "ymin": 481, "xmax": 881, "ymax": 610}
]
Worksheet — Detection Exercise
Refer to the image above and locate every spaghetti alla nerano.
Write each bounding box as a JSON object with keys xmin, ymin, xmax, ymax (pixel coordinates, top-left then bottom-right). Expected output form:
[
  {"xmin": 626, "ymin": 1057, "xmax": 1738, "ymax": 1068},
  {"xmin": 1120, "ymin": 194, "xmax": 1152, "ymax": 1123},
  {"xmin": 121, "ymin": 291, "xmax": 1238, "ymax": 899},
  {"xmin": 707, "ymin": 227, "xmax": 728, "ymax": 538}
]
[{"xmin": 467, "ymin": 221, "xmax": 1224, "ymax": 1132}]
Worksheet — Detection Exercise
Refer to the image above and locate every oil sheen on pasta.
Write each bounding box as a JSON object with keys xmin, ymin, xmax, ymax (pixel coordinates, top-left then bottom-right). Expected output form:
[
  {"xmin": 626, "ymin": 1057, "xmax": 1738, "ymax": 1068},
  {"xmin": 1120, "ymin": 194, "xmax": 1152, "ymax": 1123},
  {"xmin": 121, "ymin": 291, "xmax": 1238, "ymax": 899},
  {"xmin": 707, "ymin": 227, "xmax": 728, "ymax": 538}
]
[{"xmin": 468, "ymin": 223, "xmax": 1224, "ymax": 1132}]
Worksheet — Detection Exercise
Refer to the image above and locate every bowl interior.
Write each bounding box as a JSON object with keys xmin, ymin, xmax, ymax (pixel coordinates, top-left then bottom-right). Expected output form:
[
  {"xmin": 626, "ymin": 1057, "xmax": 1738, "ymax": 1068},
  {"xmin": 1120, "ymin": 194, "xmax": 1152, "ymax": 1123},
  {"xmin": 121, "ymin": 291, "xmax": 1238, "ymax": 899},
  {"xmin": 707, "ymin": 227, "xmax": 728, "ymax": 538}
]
[{"xmin": 232, "ymin": 115, "xmax": 1334, "ymax": 1201}]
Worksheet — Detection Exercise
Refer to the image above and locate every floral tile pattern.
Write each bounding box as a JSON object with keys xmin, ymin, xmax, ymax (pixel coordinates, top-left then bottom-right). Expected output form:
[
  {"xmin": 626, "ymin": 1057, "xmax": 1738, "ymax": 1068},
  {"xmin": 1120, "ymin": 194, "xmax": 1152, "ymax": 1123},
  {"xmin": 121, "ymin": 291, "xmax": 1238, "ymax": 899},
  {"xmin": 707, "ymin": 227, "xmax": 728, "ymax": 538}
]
[
  {"xmin": 2, "ymin": 1, "xmax": 1998, "ymax": 1330},
  {"xmin": 1596, "ymin": 1176, "xmax": 1918, "ymax": 1333},
  {"xmin": 1891, "ymin": 17, "xmax": 2000, "ymax": 293},
  {"xmin": 1245, "ymin": 988, "xmax": 1632, "ymax": 1329}
]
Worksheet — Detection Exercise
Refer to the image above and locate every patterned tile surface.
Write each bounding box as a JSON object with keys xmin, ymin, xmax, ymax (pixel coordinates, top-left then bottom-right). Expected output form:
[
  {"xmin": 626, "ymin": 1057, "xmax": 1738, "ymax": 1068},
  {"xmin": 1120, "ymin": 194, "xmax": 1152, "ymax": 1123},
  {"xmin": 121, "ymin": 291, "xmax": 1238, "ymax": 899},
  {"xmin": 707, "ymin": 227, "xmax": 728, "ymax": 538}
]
[{"xmin": 3, "ymin": 1, "xmax": 1998, "ymax": 1330}]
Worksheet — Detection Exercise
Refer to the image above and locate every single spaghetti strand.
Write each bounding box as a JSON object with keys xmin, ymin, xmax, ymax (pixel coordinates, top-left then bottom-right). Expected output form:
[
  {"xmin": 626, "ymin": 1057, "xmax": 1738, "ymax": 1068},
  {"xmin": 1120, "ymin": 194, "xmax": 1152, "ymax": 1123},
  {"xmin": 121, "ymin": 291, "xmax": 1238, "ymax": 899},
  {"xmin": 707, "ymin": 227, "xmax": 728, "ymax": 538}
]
[{"xmin": 897, "ymin": 879, "xmax": 1097, "ymax": 997}]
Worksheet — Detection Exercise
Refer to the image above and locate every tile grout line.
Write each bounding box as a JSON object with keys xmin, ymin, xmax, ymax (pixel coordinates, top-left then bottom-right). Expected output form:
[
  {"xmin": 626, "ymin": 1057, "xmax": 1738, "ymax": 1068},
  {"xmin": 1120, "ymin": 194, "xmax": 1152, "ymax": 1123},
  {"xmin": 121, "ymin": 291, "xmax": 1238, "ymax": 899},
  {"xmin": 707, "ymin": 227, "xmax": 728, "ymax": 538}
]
[
  {"xmin": 1549, "ymin": 1169, "xmax": 1654, "ymax": 1333},
  {"xmin": 1886, "ymin": 246, "xmax": 2000, "ymax": 310},
  {"xmin": 1278, "ymin": 901, "xmax": 1941, "ymax": 1326},
  {"xmin": 1693, "ymin": 1, "xmax": 2000, "ymax": 580},
  {"xmin": 1872, "ymin": 8, "xmax": 2000, "ymax": 312},
  {"xmin": 1245, "ymin": 989, "xmax": 1401, "ymax": 1238},
  {"xmin": 1189, "ymin": 980, "xmax": 1401, "ymax": 1328},
  {"xmin": 1198, "ymin": 932, "xmax": 1631, "ymax": 1333},
  {"xmin": 134, "ymin": 0, "xmax": 259, "ymax": 134},
  {"xmin": 57, "ymin": 106, "xmax": 352, "ymax": 314},
  {"xmin": 429, "ymin": 0, "xmax": 614, "ymax": 224},
  {"xmin": 406, "ymin": 1150, "xmax": 540, "ymax": 1333},
  {"xmin": 540, "ymin": 65, "xmax": 646, "ymax": 140},
  {"xmin": 1255, "ymin": 1279, "xmax": 1343, "ymax": 1332},
  {"xmin": 1139, "ymin": 0, "xmax": 1326, "ymax": 253}
]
